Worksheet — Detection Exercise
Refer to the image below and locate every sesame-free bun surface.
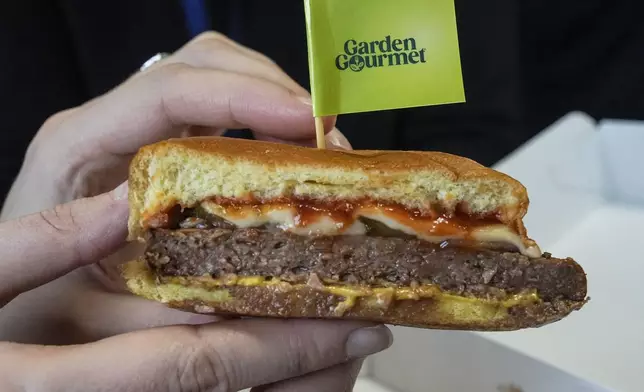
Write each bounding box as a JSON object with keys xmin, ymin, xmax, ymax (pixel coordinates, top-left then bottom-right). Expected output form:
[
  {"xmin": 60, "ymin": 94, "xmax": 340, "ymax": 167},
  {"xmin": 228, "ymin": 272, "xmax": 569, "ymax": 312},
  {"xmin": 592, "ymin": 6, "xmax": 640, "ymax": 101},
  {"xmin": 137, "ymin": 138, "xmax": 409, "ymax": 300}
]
[{"xmin": 128, "ymin": 136, "xmax": 530, "ymax": 240}]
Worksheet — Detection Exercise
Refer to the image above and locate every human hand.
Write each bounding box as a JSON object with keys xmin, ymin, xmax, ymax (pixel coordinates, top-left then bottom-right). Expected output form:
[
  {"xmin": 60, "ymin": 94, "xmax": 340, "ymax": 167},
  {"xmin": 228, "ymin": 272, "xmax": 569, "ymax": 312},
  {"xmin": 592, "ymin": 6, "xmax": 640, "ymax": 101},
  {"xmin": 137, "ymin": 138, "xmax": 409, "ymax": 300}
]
[
  {"xmin": 2, "ymin": 31, "xmax": 350, "ymax": 220},
  {"xmin": 0, "ymin": 189, "xmax": 392, "ymax": 392},
  {"xmin": 0, "ymin": 30, "xmax": 351, "ymax": 342}
]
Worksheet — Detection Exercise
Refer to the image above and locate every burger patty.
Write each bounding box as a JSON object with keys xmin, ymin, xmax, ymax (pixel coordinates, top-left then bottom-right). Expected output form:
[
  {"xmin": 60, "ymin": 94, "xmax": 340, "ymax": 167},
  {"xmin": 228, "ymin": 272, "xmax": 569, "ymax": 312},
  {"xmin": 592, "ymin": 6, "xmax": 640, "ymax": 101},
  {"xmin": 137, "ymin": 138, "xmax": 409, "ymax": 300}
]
[{"xmin": 144, "ymin": 221, "xmax": 587, "ymax": 302}]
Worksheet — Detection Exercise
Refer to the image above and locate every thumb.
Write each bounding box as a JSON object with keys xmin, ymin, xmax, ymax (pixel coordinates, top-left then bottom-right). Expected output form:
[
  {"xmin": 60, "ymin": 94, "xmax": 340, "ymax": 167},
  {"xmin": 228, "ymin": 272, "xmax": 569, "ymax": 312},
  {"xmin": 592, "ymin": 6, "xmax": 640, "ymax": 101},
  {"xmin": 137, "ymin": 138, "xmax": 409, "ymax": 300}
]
[
  {"xmin": 3, "ymin": 319, "xmax": 392, "ymax": 392},
  {"xmin": 0, "ymin": 182, "xmax": 129, "ymax": 307}
]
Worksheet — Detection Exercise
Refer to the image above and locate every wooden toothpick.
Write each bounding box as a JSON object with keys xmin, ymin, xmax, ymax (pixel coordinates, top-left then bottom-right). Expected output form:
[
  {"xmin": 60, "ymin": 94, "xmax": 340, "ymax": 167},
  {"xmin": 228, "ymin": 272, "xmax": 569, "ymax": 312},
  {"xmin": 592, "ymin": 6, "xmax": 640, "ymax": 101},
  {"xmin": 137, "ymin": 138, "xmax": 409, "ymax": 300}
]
[{"xmin": 315, "ymin": 117, "xmax": 326, "ymax": 149}]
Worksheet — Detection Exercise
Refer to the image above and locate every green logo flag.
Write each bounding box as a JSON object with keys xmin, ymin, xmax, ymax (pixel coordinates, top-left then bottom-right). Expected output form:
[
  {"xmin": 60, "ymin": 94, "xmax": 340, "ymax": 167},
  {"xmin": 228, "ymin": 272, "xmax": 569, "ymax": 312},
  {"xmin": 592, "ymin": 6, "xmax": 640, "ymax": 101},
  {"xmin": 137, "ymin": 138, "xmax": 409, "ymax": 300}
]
[{"xmin": 304, "ymin": 0, "xmax": 465, "ymax": 117}]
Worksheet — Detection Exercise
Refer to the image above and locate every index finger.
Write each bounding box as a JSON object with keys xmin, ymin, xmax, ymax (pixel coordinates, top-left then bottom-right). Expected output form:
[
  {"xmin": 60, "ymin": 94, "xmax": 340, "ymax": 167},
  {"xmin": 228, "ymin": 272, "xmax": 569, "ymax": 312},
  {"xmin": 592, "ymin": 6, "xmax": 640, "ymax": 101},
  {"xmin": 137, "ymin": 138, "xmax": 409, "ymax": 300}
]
[{"xmin": 52, "ymin": 64, "xmax": 336, "ymax": 159}]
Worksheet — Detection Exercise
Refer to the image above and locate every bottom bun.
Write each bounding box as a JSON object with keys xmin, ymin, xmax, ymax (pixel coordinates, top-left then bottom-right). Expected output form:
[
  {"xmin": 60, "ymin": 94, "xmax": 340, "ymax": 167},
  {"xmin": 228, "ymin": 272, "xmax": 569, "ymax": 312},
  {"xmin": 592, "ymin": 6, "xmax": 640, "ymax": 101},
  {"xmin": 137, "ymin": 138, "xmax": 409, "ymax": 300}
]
[{"xmin": 122, "ymin": 259, "xmax": 586, "ymax": 331}]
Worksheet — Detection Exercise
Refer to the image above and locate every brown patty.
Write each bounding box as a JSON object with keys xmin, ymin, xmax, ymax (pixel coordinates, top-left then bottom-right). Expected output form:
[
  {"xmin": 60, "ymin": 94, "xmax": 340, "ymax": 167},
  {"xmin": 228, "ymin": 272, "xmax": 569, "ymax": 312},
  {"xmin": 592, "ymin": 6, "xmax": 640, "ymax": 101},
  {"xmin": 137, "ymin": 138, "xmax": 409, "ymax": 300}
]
[{"xmin": 144, "ymin": 225, "xmax": 587, "ymax": 302}]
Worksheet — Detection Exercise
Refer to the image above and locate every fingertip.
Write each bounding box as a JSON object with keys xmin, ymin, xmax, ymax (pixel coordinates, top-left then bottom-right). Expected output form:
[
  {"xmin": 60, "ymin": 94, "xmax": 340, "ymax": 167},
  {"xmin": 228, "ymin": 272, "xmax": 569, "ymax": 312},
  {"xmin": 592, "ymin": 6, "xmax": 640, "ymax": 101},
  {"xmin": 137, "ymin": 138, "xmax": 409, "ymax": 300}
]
[
  {"xmin": 326, "ymin": 127, "xmax": 353, "ymax": 150},
  {"xmin": 346, "ymin": 324, "xmax": 393, "ymax": 359},
  {"xmin": 291, "ymin": 94, "xmax": 336, "ymax": 137},
  {"xmin": 322, "ymin": 115, "xmax": 337, "ymax": 132},
  {"xmin": 110, "ymin": 181, "xmax": 129, "ymax": 202}
]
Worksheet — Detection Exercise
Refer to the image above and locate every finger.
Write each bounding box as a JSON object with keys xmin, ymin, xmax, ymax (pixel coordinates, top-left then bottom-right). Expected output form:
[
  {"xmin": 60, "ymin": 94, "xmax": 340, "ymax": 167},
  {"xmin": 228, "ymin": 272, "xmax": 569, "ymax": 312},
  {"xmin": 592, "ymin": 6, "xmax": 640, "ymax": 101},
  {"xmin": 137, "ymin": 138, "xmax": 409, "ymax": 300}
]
[
  {"xmin": 6, "ymin": 320, "xmax": 392, "ymax": 392},
  {"xmin": 252, "ymin": 359, "xmax": 364, "ymax": 392},
  {"xmin": 0, "ymin": 182, "xmax": 129, "ymax": 307},
  {"xmin": 48, "ymin": 243, "xmax": 226, "ymax": 341},
  {"xmin": 41, "ymin": 243, "xmax": 229, "ymax": 341},
  {"xmin": 140, "ymin": 32, "xmax": 321, "ymax": 144},
  {"xmin": 0, "ymin": 269, "xmax": 231, "ymax": 345},
  {"xmin": 172, "ymin": 32, "xmax": 310, "ymax": 97},
  {"xmin": 325, "ymin": 127, "xmax": 353, "ymax": 150},
  {"xmin": 67, "ymin": 281, "xmax": 226, "ymax": 340},
  {"xmin": 49, "ymin": 64, "xmax": 335, "ymax": 160}
]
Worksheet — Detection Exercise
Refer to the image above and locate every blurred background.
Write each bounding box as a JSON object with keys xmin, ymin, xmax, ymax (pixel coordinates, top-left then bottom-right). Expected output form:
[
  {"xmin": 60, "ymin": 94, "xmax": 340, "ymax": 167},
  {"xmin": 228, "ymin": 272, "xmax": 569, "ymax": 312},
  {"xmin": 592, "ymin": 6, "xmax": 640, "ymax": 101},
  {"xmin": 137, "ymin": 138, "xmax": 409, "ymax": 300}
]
[{"xmin": 1, "ymin": 0, "xmax": 643, "ymax": 204}]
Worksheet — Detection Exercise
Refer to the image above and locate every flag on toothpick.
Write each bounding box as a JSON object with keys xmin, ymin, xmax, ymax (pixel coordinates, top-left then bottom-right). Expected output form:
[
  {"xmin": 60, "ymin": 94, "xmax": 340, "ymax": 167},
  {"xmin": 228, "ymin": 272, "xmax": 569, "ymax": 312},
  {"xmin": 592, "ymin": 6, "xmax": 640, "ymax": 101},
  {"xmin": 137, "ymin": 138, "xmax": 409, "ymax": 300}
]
[{"xmin": 303, "ymin": 0, "xmax": 465, "ymax": 117}]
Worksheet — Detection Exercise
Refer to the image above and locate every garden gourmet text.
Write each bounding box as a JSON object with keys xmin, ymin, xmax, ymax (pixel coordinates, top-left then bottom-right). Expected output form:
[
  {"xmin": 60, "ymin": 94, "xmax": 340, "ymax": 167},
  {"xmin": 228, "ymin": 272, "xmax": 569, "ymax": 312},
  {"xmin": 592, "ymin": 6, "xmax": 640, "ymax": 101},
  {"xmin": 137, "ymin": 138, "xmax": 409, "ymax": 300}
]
[{"xmin": 335, "ymin": 35, "xmax": 427, "ymax": 72}]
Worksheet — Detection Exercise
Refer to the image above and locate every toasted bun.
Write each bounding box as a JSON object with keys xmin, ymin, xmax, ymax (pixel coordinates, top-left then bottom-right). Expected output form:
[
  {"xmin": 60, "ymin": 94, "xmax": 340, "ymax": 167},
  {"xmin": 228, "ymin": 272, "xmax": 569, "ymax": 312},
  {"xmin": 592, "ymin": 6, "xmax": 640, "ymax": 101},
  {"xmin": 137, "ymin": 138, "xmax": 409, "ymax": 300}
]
[
  {"xmin": 122, "ymin": 259, "xmax": 585, "ymax": 331},
  {"xmin": 128, "ymin": 137, "xmax": 529, "ymax": 241}
]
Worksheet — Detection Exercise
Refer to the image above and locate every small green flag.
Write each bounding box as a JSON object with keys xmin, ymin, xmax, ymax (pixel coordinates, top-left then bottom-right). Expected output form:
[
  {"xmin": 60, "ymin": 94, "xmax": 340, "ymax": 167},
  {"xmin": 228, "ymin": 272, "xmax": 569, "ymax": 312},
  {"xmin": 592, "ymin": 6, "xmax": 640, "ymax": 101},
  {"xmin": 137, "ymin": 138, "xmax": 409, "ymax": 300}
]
[{"xmin": 304, "ymin": 0, "xmax": 465, "ymax": 117}]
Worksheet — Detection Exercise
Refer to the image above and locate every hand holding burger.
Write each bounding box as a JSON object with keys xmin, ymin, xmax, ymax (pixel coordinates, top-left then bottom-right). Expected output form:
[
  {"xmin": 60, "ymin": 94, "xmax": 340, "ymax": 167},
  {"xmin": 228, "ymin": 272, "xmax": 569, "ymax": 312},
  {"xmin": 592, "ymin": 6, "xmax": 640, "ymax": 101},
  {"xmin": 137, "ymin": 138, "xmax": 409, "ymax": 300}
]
[
  {"xmin": 0, "ymin": 185, "xmax": 392, "ymax": 391},
  {"xmin": 0, "ymin": 30, "xmax": 350, "ymax": 343},
  {"xmin": 0, "ymin": 30, "xmax": 378, "ymax": 391}
]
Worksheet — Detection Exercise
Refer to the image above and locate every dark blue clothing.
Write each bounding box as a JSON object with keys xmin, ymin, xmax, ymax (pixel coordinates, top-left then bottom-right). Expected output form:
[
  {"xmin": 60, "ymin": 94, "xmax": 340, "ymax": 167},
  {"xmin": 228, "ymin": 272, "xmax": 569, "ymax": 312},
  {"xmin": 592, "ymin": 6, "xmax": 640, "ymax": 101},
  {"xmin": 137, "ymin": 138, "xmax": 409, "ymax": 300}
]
[
  {"xmin": 180, "ymin": 0, "xmax": 243, "ymax": 43},
  {"xmin": 180, "ymin": 0, "xmax": 210, "ymax": 38}
]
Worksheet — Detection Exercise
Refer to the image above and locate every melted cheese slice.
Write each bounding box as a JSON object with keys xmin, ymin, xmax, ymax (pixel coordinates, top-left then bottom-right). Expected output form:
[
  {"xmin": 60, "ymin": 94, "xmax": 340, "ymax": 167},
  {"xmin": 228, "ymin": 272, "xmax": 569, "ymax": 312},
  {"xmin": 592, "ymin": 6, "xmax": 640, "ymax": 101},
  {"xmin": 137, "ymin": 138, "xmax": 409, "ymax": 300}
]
[
  {"xmin": 201, "ymin": 203, "xmax": 367, "ymax": 236},
  {"xmin": 200, "ymin": 201, "xmax": 541, "ymax": 258},
  {"xmin": 359, "ymin": 210, "xmax": 540, "ymax": 257}
]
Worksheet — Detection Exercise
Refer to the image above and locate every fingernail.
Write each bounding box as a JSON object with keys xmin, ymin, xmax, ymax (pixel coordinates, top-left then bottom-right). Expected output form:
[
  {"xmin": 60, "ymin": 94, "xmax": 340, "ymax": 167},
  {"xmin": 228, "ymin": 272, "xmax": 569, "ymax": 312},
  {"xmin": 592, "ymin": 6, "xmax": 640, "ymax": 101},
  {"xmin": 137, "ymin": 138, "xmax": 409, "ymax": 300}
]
[
  {"xmin": 296, "ymin": 95, "xmax": 312, "ymax": 106},
  {"xmin": 326, "ymin": 127, "xmax": 353, "ymax": 150},
  {"xmin": 346, "ymin": 325, "xmax": 393, "ymax": 359},
  {"xmin": 111, "ymin": 182, "xmax": 129, "ymax": 201}
]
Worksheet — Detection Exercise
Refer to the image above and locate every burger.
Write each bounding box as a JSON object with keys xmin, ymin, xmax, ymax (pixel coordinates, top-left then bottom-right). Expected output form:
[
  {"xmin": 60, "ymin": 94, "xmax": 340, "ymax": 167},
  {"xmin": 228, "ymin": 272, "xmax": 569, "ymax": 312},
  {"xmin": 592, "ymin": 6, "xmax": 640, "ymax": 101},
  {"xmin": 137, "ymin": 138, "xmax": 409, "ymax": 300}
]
[{"xmin": 122, "ymin": 136, "xmax": 587, "ymax": 331}]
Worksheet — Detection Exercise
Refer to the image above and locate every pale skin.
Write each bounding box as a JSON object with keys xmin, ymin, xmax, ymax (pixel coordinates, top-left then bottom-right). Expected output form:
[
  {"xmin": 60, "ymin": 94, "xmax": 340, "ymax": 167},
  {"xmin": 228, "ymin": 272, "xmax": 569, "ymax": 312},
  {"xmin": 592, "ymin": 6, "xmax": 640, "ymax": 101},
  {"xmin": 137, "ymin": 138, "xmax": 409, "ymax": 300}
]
[{"xmin": 0, "ymin": 32, "xmax": 392, "ymax": 391}]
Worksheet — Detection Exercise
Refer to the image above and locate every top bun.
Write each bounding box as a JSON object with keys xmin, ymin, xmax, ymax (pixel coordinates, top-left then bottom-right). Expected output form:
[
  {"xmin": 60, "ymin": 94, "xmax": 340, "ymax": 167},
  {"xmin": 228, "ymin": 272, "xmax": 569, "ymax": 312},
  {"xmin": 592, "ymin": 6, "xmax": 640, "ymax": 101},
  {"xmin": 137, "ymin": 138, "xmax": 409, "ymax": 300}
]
[{"xmin": 127, "ymin": 136, "xmax": 529, "ymax": 241}]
